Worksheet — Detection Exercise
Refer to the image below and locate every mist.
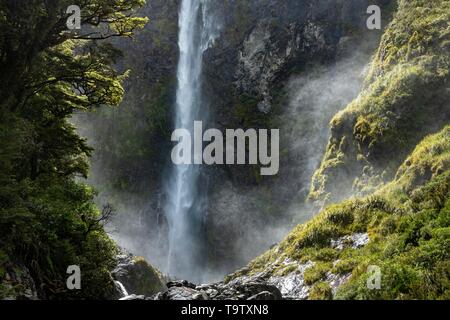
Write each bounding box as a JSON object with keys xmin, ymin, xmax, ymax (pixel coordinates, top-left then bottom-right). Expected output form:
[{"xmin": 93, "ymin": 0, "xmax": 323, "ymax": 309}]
[
  {"xmin": 71, "ymin": 2, "xmax": 381, "ymax": 283},
  {"xmin": 282, "ymin": 45, "xmax": 374, "ymax": 222}
]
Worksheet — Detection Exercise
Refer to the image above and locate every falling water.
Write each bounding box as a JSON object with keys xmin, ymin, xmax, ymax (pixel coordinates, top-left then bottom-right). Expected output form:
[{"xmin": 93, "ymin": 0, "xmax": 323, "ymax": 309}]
[
  {"xmin": 115, "ymin": 281, "xmax": 129, "ymax": 298},
  {"xmin": 164, "ymin": 0, "xmax": 218, "ymax": 282}
]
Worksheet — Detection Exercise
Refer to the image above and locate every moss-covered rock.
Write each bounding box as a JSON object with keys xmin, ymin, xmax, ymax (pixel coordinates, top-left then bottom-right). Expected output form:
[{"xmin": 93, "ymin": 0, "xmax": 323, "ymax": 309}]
[
  {"xmin": 381, "ymin": 126, "xmax": 450, "ymax": 200},
  {"xmin": 309, "ymin": 0, "xmax": 450, "ymax": 205},
  {"xmin": 112, "ymin": 251, "xmax": 166, "ymax": 297},
  {"xmin": 309, "ymin": 282, "xmax": 333, "ymax": 300},
  {"xmin": 0, "ymin": 251, "xmax": 38, "ymax": 300},
  {"xmin": 230, "ymin": 126, "xmax": 450, "ymax": 299}
]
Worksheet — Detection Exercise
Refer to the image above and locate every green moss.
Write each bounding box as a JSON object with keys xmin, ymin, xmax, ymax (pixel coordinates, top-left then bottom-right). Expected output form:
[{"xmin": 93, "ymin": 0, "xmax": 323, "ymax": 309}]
[
  {"xmin": 313, "ymin": 248, "xmax": 340, "ymax": 262},
  {"xmin": 309, "ymin": 282, "xmax": 333, "ymax": 300},
  {"xmin": 234, "ymin": 126, "xmax": 450, "ymax": 300},
  {"xmin": 380, "ymin": 126, "xmax": 450, "ymax": 203},
  {"xmin": 310, "ymin": 0, "xmax": 450, "ymax": 204},
  {"xmin": 125, "ymin": 256, "xmax": 166, "ymax": 296},
  {"xmin": 304, "ymin": 262, "xmax": 332, "ymax": 285},
  {"xmin": 274, "ymin": 264, "xmax": 299, "ymax": 277},
  {"xmin": 298, "ymin": 247, "xmax": 339, "ymax": 263},
  {"xmin": 332, "ymin": 257, "xmax": 359, "ymax": 275}
]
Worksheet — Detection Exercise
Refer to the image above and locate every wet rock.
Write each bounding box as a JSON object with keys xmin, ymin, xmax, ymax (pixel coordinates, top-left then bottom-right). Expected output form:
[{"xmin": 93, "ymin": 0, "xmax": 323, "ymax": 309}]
[
  {"xmin": 205, "ymin": 288, "xmax": 219, "ymax": 298},
  {"xmin": 248, "ymin": 291, "xmax": 275, "ymax": 300},
  {"xmin": 325, "ymin": 272, "xmax": 352, "ymax": 295},
  {"xmin": 1, "ymin": 263, "xmax": 39, "ymax": 300},
  {"xmin": 192, "ymin": 291, "xmax": 210, "ymax": 300},
  {"xmin": 112, "ymin": 249, "xmax": 166, "ymax": 297},
  {"xmin": 119, "ymin": 294, "xmax": 146, "ymax": 300},
  {"xmin": 225, "ymin": 257, "xmax": 354, "ymax": 300},
  {"xmin": 167, "ymin": 280, "xmax": 196, "ymax": 289},
  {"xmin": 163, "ymin": 286, "xmax": 202, "ymax": 300},
  {"xmin": 232, "ymin": 281, "xmax": 282, "ymax": 300},
  {"xmin": 331, "ymin": 233, "xmax": 369, "ymax": 250},
  {"xmin": 152, "ymin": 276, "xmax": 282, "ymax": 300},
  {"xmin": 267, "ymin": 260, "xmax": 315, "ymax": 300}
]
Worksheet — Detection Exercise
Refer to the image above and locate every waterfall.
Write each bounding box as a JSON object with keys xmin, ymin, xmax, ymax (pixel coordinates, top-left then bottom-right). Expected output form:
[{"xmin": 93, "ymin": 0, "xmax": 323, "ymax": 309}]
[
  {"xmin": 164, "ymin": 0, "xmax": 218, "ymax": 282},
  {"xmin": 115, "ymin": 281, "xmax": 129, "ymax": 298}
]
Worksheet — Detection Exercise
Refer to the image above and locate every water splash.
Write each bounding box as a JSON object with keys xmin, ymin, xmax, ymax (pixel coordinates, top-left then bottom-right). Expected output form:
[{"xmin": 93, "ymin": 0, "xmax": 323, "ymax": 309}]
[{"xmin": 115, "ymin": 281, "xmax": 129, "ymax": 298}]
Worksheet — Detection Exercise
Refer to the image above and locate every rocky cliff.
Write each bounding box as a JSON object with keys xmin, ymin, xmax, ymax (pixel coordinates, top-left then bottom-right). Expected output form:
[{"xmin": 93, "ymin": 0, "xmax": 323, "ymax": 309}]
[
  {"xmin": 201, "ymin": 0, "xmax": 393, "ymax": 276},
  {"xmin": 63, "ymin": 0, "xmax": 450, "ymax": 300},
  {"xmin": 309, "ymin": 0, "xmax": 450, "ymax": 206},
  {"xmin": 222, "ymin": 0, "xmax": 450, "ymax": 300}
]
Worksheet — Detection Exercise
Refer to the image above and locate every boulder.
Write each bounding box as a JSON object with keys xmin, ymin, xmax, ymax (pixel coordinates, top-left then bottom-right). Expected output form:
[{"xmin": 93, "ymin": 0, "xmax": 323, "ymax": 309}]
[
  {"xmin": 1, "ymin": 262, "xmax": 38, "ymax": 300},
  {"xmin": 152, "ymin": 277, "xmax": 282, "ymax": 300},
  {"xmin": 111, "ymin": 249, "xmax": 166, "ymax": 298}
]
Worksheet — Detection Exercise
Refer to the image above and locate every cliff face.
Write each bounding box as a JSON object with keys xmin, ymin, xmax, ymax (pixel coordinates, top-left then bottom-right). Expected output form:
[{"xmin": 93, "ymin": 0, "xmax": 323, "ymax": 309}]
[
  {"xmin": 226, "ymin": 0, "xmax": 450, "ymax": 300},
  {"xmin": 309, "ymin": 0, "xmax": 450, "ymax": 206}
]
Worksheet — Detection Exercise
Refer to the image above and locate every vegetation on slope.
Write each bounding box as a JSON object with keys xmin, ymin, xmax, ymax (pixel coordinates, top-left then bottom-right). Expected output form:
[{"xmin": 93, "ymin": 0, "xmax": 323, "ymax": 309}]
[
  {"xmin": 309, "ymin": 0, "xmax": 450, "ymax": 204},
  {"xmin": 237, "ymin": 126, "xmax": 450, "ymax": 299},
  {"xmin": 229, "ymin": 0, "xmax": 450, "ymax": 300},
  {"xmin": 75, "ymin": 0, "xmax": 179, "ymax": 198}
]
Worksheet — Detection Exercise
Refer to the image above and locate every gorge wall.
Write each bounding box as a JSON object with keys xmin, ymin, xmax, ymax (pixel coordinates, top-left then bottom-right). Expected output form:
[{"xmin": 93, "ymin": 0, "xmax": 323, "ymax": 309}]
[{"xmin": 77, "ymin": 0, "xmax": 394, "ymax": 281}]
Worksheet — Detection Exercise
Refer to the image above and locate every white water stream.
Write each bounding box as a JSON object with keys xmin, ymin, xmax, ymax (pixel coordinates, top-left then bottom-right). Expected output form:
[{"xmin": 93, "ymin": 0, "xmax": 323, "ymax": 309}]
[{"xmin": 164, "ymin": 0, "xmax": 218, "ymax": 282}]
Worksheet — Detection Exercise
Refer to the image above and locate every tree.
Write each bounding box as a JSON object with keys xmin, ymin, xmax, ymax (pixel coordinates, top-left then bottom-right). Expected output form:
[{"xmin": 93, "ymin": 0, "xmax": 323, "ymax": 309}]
[{"xmin": 0, "ymin": 0, "xmax": 148, "ymax": 299}]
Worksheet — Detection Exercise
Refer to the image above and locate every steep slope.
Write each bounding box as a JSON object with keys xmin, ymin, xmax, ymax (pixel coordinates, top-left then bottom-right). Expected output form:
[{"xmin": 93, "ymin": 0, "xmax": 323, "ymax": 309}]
[
  {"xmin": 223, "ymin": 0, "xmax": 450, "ymax": 299},
  {"xmin": 309, "ymin": 0, "xmax": 450, "ymax": 205},
  {"xmin": 75, "ymin": 0, "xmax": 395, "ymax": 279},
  {"xmin": 202, "ymin": 0, "xmax": 393, "ymax": 276},
  {"xmin": 227, "ymin": 126, "xmax": 450, "ymax": 299}
]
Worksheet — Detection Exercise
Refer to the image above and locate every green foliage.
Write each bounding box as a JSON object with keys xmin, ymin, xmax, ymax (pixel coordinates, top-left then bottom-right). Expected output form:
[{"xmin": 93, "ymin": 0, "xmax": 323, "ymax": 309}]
[
  {"xmin": 301, "ymin": 247, "xmax": 339, "ymax": 263},
  {"xmin": 309, "ymin": 0, "xmax": 450, "ymax": 204},
  {"xmin": 237, "ymin": 127, "xmax": 450, "ymax": 299},
  {"xmin": 381, "ymin": 126, "xmax": 450, "ymax": 202},
  {"xmin": 0, "ymin": 0, "xmax": 147, "ymax": 299},
  {"xmin": 123, "ymin": 256, "xmax": 166, "ymax": 296},
  {"xmin": 309, "ymin": 282, "xmax": 333, "ymax": 300},
  {"xmin": 332, "ymin": 256, "xmax": 359, "ymax": 275},
  {"xmin": 304, "ymin": 263, "xmax": 332, "ymax": 285}
]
